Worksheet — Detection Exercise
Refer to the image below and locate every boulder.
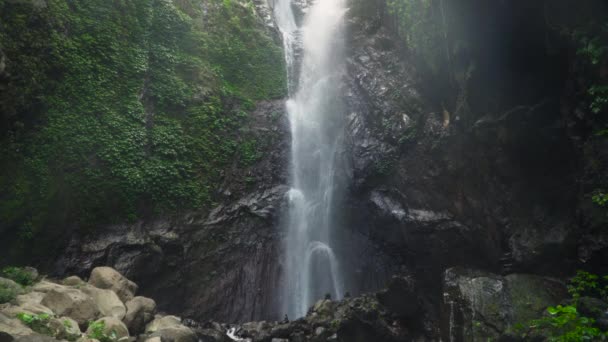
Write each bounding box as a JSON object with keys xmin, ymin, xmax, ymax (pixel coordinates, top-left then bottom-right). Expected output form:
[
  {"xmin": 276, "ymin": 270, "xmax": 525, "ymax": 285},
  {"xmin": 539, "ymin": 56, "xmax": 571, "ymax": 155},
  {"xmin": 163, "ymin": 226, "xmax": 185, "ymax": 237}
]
[
  {"xmin": 32, "ymin": 281, "xmax": 69, "ymax": 293},
  {"xmin": 0, "ymin": 277, "xmax": 23, "ymax": 301},
  {"xmin": 50, "ymin": 316, "xmax": 81, "ymax": 341},
  {"xmin": 88, "ymin": 267, "xmax": 137, "ymax": 302},
  {"xmin": 148, "ymin": 325, "xmax": 197, "ymax": 342},
  {"xmin": 0, "ymin": 313, "xmax": 33, "ymax": 339},
  {"xmin": 81, "ymin": 285, "xmax": 126, "ymax": 320},
  {"xmin": 14, "ymin": 334, "xmax": 57, "ymax": 342},
  {"xmin": 145, "ymin": 337, "xmax": 161, "ymax": 342},
  {"xmin": 145, "ymin": 315, "xmax": 196, "ymax": 342},
  {"xmin": 76, "ymin": 337, "xmax": 101, "ymax": 342},
  {"xmin": 15, "ymin": 291, "xmax": 45, "ymax": 306},
  {"xmin": 86, "ymin": 317, "xmax": 129, "ymax": 340},
  {"xmin": 440, "ymin": 268, "xmax": 567, "ymax": 341},
  {"xmin": 41, "ymin": 288, "xmax": 99, "ymax": 326},
  {"xmin": 123, "ymin": 296, "xmax": 156, "ymax": 334},
  {"xmin": 1, "ymin": 302, "xmax": 54, "ymax": 318},
  {"xmin": 63, "ymin": 276, "xmax": 85, "ymax": 286},
  {"xmin": 145, "ymin": 315, "xmax": 181, "ymax": 333}
]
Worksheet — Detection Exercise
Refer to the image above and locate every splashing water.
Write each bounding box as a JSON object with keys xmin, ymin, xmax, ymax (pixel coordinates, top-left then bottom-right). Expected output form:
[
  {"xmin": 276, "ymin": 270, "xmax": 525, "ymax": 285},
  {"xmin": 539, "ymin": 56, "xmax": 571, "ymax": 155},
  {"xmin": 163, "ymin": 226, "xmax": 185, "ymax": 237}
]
[{"xmin": 274, "ymin": 0, "xmax": 348, "ymax": 318}]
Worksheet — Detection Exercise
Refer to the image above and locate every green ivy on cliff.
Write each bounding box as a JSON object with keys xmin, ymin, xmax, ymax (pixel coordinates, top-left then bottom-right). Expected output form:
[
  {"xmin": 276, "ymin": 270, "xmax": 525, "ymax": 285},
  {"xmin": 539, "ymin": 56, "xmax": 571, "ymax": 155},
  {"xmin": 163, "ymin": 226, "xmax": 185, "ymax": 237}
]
[{"xmin": 0, "ymin": 0, "xmax": 285, "ymax": 242}]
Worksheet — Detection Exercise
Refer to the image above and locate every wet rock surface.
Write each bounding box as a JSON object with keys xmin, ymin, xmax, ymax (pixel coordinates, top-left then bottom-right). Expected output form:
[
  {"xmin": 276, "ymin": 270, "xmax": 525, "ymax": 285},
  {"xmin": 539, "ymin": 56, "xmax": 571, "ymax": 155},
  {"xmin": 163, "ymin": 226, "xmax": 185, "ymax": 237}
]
[{"xmin": 440, "ymin": 267, "xmax": 567, "ymax": 341}]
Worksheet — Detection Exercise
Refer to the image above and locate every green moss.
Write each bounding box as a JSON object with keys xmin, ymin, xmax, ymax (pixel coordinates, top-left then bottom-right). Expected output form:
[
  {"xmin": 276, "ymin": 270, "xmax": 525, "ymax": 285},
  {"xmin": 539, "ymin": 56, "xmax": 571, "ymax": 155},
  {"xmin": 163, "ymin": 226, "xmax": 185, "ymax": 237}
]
[{"xmin": 0, "ymin": 0, "xmax": 286, "ymax": 242}]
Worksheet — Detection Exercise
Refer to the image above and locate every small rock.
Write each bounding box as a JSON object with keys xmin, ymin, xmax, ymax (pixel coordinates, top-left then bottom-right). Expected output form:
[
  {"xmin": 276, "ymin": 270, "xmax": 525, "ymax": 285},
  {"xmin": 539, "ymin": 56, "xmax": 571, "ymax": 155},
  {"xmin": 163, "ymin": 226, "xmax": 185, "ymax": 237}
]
[
  {"xmin": 145, "ymin": 337, "xmax": 161, "ymax": 342},
  {"xmin": 88, "ymin": 267, "xmax": 138, "ymax": 303}
]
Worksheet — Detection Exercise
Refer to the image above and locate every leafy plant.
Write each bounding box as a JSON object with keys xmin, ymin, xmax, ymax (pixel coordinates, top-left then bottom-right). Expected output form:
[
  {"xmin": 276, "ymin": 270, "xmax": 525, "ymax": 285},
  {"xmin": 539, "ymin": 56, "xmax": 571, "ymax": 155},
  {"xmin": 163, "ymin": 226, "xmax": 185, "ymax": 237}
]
[
  {"xmin": 568, "ymin": 270, "xmax": 608, "ymax": 302},
  {"xmin": 0, "ymin": 0, "xmax": 286, "ymax": 250},
  {"xmin": 87, "ymin": 320, "xmax": 118, "ymax": 342},
  {"xmin": 16, "ymin": 312, "xmax": 53, "ymax": 336},
  {"xmin": 589, "ymin": 85, "xmax": 608, "ymax": 114},
  {"xmin": 1, "ymin": 267, "xmax": 36, "ymax": 286},
  {"xmin": 525, "ymin": 305, "xmax": 606, "ymax": 342},
  {"xmin": 593, "ymin": 191, "xmax": 608, "ymax": 208},
  {"xmin": 517, "ymin": 272, "xmax": 608, "ymax": 341}
]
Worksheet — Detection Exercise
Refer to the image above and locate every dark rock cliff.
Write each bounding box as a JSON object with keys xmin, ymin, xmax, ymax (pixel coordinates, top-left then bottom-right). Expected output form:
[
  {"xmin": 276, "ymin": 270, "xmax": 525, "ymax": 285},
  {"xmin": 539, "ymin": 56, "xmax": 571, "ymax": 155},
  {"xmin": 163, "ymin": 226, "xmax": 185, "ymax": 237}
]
[{"xmin": 4, "ymin": 0, "xmax": 607, "ymax": 340}]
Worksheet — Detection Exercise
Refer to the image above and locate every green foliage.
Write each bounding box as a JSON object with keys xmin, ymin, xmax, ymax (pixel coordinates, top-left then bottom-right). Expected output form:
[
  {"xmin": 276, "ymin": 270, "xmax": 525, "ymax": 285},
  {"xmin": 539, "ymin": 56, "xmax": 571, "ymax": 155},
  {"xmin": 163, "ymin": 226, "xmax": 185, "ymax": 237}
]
[
  {"xmin": 0, "ymin": 0, "xmax": 286, "ymax": 240},
  {"xmin": 517, "ymin": 272, "xmax": 608, "ymax": 341},
  {"xmin": 526, "ymin": 305, "xmax": 606, "ymax": 342},
  {"xmin": 593, "ymin": 191, "xmax": 608, "ymax": 208},
  {"xmin": 238, "ymin": 139, "xmax": 261, "ymax": 166},
  {"xmin": 1, "ymin": 267, "xmax": 36, "ymax": 286},
  {"xmin": 575, "ymin": 27, "xmax": 608, "ymax": 66},
  {"xmin": 87, "ymin": 320, "xmax": 118, "ymax": 342},
  {"xmin": 568, "ymin": 270, "xmax": 608, "ymax": 302},
  {"xmin": 16, "ymin": 312, "xmax": 53, "ymax": 336},
  {"xmin": 589, "ymin": 85, "xmax": 608, "ymax": 114}
]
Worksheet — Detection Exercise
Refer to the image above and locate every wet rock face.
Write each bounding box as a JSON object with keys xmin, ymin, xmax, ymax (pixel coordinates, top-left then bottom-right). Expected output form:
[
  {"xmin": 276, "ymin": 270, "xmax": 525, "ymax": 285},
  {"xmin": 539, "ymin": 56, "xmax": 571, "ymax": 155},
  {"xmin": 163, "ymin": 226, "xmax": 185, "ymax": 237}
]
[
  {"xmin": 54, "ymin": 100, "xmax": 290, "ymax": 323},
  {"xmin": 440, "ymin": 268, "xmax": 567, "ymax": 342},
  {"xmin": 340, "ymin": 0, "xmax": 602, "ymax": 304}
]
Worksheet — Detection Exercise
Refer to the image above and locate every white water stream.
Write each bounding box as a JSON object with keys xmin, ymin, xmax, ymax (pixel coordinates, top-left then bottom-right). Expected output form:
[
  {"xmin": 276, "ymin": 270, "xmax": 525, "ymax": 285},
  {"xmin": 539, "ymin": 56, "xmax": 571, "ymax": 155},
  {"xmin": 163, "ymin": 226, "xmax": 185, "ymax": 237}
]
[{"xmin": 273, "ymin": 0, "xmax": 348, "ymax": 318}]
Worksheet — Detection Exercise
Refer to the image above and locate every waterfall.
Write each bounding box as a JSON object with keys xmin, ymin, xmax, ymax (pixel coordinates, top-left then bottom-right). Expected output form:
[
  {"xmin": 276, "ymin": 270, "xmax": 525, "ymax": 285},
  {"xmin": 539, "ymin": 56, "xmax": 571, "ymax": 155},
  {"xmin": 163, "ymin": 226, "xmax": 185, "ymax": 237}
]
[{"xmin": 273, "ymin": 0, "xmax": 348, "ymax": 318}]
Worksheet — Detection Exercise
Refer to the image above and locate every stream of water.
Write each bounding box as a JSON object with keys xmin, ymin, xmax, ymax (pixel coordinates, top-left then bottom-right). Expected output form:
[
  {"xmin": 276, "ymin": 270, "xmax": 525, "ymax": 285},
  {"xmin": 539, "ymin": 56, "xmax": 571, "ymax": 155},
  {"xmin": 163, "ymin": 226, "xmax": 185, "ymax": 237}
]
[{"xmin": 274, "ymin": 0, "xmax": 348, "ymax": 318}]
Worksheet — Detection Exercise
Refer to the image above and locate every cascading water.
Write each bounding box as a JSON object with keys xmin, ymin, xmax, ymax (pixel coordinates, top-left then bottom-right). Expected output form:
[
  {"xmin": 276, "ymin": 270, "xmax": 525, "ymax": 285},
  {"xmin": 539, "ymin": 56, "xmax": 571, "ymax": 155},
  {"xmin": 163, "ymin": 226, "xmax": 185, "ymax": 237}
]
[{"xmin": 273, "ymin": 0, "xmax": 348, "ymax": 318}]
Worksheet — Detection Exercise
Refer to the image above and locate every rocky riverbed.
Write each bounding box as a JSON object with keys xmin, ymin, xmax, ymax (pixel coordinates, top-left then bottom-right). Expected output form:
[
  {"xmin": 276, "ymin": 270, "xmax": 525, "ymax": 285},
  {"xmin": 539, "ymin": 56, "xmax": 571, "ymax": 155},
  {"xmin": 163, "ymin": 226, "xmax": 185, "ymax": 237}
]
[{"xmin": 2, "ymin": 265, "xmax": 593, "ymax": 341}]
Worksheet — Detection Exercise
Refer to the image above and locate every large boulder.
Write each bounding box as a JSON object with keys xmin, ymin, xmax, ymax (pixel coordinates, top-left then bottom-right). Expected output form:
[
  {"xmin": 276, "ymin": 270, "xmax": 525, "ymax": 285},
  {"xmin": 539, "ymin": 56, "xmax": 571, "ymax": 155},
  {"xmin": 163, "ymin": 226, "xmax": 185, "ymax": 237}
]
[
  {"xmin": 88, "ymin": 267, "xmax": 138, "ymax": 303},
  {"xmin": 86, "ymin": 317, "xmax": 129, "ymax": 340},
  {"xmin": 0, "ymin": 313, "xmax": 34, "ymax": 340},
  {"xmin": 145, "ymin": 315, "xmax": 182, "ymax": 333},
  {"xmin": 145, "ymin": 315, "xmax": 196, "ymax": 342},
  {"xmin": 123, "ymin": 296, "xmax": 156, "ymax": 334},
  {"xmin": 148, "ymin": 325, "xmax": 197, "ymax": 342},
  {"xmin": 440, "ymin": 268, "xmax": 567, "ymax": 341},
  {"xmin": 3, "ymin": 291, "xmax": 53, "ymax": 318},
  {"xmin": 1, "ymin": 302, "xmax": 54, "ymax": 318},
  {"xmin": 81, "ymin": 285, "xmax": 126, "ymax": 320},
  {"xmin": 41, "ymin": 288, "xmax": 100, "ymax": 326}
]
